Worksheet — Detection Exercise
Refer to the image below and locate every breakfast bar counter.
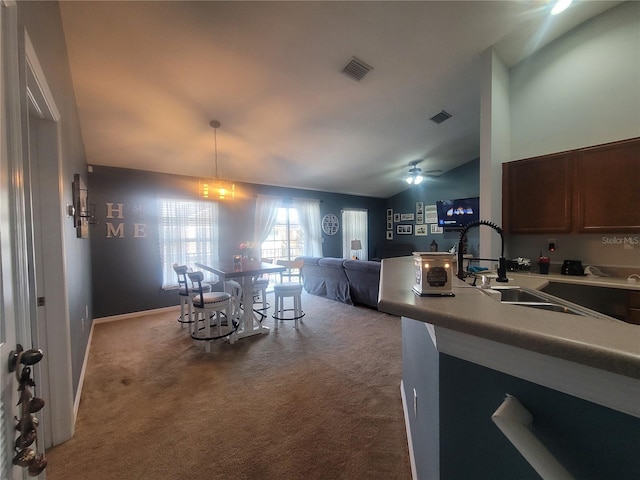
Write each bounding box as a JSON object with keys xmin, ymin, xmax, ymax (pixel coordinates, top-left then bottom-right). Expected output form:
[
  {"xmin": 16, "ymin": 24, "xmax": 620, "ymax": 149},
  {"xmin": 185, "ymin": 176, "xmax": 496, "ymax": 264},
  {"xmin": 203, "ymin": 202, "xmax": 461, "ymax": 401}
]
[
  {"xmin": 378, "ymin": 256, "xmax": 640, "ymax": 379},
  {"xmin": 379, "ymin": 256, "xmax": 640, "ymax": 479}
]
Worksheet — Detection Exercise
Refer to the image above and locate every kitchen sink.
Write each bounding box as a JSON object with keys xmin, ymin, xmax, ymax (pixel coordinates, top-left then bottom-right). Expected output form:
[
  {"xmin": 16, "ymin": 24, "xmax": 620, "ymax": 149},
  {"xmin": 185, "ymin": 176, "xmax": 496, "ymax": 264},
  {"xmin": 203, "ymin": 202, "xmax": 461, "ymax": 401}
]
[
  {"xmin": 481, "ymin": 286, "xmax": 619, "ymax": 320},
  {"xmin": 515, "ymin": 303, "xmax": 582, "ymax": 315},
  {"xmin": 492, "ymin": 287, "xmax": 549, "ymax": 303}
]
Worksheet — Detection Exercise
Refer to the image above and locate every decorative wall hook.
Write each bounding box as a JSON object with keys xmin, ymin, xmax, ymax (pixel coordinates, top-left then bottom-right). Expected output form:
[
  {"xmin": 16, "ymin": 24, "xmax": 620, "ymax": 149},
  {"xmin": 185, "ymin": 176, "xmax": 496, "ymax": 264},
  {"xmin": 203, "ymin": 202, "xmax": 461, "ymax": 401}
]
[{"xmin": 8, "ymin": 344, "xmax": 47, "ymax": 476}]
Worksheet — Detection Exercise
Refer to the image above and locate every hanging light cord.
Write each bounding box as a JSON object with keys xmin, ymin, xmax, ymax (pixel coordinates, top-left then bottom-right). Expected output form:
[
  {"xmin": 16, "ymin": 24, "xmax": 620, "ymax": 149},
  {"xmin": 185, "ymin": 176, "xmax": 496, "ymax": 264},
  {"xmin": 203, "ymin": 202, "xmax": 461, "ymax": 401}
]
[{"xmin": 213, "ymin": 125, "xmax": 218, "ymax": 180}]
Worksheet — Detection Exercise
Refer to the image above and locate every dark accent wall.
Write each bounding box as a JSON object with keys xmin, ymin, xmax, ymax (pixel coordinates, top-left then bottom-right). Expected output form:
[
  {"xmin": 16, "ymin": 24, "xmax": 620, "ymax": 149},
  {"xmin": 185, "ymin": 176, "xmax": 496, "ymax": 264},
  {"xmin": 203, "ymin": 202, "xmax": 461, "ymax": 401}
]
[
  {"xmin": 88, "ymin": 165, "xmax": 385, "ymax": 318},
  {"xmin": 384, "ymin": 159, "xmax": 480, "ymax": 257}
]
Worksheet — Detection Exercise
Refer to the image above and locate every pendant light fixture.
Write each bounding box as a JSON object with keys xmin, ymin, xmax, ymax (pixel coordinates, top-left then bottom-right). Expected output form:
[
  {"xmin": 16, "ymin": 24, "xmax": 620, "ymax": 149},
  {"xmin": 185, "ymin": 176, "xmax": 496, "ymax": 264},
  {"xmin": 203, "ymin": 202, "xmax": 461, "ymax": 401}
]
[
  {"xmin": 201, "ymin": 120, "xmax": 235, "ymax": 200},
  {"xmin": 405, "ymin": 161, "xmax": 424, "ymax": 185}
]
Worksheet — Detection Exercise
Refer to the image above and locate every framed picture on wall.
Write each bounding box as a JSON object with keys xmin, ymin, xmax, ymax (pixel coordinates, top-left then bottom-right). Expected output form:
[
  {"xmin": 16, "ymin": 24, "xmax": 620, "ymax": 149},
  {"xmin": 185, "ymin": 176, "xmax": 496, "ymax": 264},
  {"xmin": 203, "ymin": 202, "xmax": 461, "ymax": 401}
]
[
  {"xmin": 415, "ymin": 224, "xmax": 428, "ymax": 236},
  {"xmin": 394, "ymin": 213, "xmax": 400, "ymax": 222},
  {"xmin": 397, "ymin": 224, "xmax": 412, "ymax": 235},
  {"xmin": 416, "ymin": 202, "xmax": 424, "ymax": 215},
  {"xmin": 400, "ymin": 213, "xmax": 414, "ymax": 221},
  {"xmin": 386, "ymin": 220, "xmax": 393, "ymax": 230},
  {"xmin": 386, "ymin": 230, "xmax": 393, "ymax": 240},
  {"xmin": 386, "ymin": 208, "xmax": 393, "ymax": 221},
  {"xmin": 430, "ymin": 224, "xmax": 443, "ymax": 234},
  {"xmin": 416, "ymin": 213, "xmax": 424, "ymax": 224}
]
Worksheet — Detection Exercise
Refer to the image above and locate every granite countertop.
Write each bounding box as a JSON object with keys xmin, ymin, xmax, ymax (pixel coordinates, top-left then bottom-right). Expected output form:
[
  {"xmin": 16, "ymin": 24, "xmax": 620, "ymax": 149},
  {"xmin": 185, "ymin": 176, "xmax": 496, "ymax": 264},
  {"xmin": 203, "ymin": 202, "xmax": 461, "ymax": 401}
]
[{"xmin": 378, "ymin": 256, "xmax": 640, "ymax": 379}]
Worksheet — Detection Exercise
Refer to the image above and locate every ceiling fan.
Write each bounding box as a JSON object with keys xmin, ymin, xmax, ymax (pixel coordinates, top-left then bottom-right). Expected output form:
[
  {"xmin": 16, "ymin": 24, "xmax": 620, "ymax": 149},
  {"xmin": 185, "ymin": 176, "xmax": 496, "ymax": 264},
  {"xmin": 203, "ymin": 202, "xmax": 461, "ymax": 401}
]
[{"xmin": 405, "ymin": 160, "xmax": 442, "ymax": 185}]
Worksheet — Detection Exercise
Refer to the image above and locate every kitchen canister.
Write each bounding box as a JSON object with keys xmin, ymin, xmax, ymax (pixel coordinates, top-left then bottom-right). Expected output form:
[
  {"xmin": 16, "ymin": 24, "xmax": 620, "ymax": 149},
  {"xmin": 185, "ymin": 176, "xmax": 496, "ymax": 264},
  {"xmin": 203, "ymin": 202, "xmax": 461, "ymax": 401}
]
[{"xmin": 412, "ymin": 252, "xmax": 455, "ymax": 297}]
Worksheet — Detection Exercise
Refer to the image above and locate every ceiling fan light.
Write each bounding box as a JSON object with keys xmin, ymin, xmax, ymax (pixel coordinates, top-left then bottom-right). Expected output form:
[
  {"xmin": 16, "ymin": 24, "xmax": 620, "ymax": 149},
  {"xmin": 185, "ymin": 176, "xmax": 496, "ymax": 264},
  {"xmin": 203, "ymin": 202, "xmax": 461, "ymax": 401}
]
[
  {"xmin": 551, "ymin": 0, "xmax": 572, "ymax": 15},
  {"xmin": 405, "ymin": 161, "xmax": 424, "ymax": 186}
]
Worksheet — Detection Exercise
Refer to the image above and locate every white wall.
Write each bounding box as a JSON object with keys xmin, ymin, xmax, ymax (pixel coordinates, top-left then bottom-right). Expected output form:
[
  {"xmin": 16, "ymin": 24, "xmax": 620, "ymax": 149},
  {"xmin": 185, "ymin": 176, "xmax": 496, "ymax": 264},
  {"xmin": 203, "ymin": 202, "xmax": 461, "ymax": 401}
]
[
  {"xmin": 479, "ymin": 49, "xmax": 510, "ymax": 262},
  {"xmin": 510, "ymin": 1, "xmax": 640, "ymax": 160},
  {"xmin": 486, "ymin": 2, "xmax": 640, "ymax": 272}
]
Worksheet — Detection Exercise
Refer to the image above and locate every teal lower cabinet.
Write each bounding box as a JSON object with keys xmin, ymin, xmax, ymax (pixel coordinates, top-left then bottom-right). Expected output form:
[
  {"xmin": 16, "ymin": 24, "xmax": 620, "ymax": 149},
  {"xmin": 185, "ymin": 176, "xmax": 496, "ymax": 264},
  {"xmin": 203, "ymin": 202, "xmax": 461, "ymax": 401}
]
[{"xmin": 401, "ymin": 316, "xmax": 640, "ymax": 480}]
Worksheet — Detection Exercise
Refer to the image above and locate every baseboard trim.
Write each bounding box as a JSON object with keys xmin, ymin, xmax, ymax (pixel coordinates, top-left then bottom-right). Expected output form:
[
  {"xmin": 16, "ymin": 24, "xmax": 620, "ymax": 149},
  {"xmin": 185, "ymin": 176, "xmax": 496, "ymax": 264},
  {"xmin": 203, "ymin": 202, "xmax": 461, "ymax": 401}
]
[
  {"xmin": 74, "ymin": 306, "xmax": 180, "ymax": 417},
  {"xmin": 74, "ymin": 321, "xmax": 95, "ymax": 420},
  {"xmin": 93, "ymin": 305, "xmax": 179, "ymax": 324},
  {"xmin": 400, "ymin": 380, "xmax": 418, "ymax": 480}
]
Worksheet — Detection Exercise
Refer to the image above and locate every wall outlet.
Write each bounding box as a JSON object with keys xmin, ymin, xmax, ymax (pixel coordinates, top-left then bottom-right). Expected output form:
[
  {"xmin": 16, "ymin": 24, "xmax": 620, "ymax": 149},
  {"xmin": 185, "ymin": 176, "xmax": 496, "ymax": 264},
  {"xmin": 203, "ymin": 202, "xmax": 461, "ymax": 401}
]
[{"xmin": 548, "ymin": 238, "xmax": 556, "ymax": 252}]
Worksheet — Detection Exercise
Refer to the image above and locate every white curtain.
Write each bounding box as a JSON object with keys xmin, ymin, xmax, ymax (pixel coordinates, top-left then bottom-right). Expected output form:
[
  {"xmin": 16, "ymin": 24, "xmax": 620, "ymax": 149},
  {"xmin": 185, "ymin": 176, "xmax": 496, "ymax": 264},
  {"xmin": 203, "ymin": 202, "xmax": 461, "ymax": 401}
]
[
  {"xmin": 159, "ymin": 199, "xmax": 219, "ymax": 288},
  {"xmin": 254, "ymin": 195, "xmax": 281, "ymax": 259},
  {"xmin": 293, "ymin": 198, "xmax": 322, "ymax": 257},
  {"xmin": 342, "ymin": 209, "xmax": 368, "ymax": 260}
]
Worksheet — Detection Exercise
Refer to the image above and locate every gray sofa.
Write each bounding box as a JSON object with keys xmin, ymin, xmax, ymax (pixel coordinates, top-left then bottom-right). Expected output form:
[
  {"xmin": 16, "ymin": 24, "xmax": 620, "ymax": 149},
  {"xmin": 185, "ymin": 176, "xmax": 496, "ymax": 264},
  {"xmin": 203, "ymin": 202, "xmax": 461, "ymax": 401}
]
[{"xmin": 297, "ymin": 256, "xmax": 381, "ymax": 309}]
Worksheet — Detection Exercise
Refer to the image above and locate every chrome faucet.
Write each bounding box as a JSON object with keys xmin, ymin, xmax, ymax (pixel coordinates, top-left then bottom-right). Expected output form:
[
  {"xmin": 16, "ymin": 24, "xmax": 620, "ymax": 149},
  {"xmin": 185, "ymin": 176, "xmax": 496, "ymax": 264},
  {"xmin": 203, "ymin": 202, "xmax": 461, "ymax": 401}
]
[{"xmin": 457, "ymin": 220, "xmax": 508, "ymax": 283}]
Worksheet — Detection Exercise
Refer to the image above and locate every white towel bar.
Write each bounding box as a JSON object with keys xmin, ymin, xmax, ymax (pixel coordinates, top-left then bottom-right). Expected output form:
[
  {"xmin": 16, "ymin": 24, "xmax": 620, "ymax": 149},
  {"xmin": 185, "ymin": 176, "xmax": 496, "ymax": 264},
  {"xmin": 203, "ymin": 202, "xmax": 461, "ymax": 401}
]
[{"xmin": 491, "ymin": 394, "xmax": 573, "ymax": 480}]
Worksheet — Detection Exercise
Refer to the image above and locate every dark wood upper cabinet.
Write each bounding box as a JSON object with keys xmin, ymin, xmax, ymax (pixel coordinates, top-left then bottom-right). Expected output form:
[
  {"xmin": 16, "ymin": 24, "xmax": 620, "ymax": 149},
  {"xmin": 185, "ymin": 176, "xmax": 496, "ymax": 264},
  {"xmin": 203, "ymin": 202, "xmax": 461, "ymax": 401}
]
[
  {"xmin": 503, "ymin": 152, "xmax": 573, "ymax": 234},
  {"xmin": 503, "ymin": 137, "xmax": 639, "ymax": 234},
  {"xmin": 576, "ymin": 138, "xmax": 640, "ymax": 233}
]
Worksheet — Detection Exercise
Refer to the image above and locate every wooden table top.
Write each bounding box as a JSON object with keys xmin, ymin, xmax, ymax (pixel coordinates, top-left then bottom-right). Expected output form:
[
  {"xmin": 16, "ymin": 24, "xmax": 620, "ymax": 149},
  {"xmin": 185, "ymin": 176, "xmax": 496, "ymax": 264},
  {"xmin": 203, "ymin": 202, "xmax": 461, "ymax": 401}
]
[{"xmin": 195, "ymin": 260, "xmax": 286, "ymax": 279}]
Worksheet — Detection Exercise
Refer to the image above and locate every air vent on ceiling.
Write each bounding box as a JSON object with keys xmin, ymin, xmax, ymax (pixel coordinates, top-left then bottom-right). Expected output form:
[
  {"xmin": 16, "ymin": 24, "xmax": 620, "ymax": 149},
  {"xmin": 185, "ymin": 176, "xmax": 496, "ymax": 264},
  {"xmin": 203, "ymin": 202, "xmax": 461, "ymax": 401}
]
[
  {"xmin": 429, "ymin": 110, "xmax": 452, "ymax": 124},
  {"xmin": 341, "ymin": 57, "xmax": 373, "ymax": 82}
]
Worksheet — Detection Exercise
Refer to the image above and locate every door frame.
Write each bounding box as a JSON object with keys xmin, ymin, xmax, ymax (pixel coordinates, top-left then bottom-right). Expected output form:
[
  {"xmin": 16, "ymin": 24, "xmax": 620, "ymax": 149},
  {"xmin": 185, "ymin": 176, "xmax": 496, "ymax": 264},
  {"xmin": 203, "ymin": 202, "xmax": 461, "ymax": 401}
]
[{"xmin": 23, "ymin": 30, "xmax": 75, "ymax": 447}]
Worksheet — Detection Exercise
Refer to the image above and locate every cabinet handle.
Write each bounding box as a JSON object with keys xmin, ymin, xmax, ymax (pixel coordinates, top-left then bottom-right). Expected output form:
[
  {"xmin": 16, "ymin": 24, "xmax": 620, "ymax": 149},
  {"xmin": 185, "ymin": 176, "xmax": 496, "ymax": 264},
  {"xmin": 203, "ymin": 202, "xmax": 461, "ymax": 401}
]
[{"xmin": 491, "ymin": 394, "xmax": 573, "ymax": 480}]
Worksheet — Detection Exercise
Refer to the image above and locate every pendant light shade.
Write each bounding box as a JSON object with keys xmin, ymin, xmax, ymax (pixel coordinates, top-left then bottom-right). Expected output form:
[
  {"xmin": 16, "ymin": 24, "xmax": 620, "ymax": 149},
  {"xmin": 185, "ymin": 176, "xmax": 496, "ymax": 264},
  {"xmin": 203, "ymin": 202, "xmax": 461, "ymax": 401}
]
[
  {"xmin": 201, "ymin": 120, "xmax": 235, "ymax": 200},
  {"xmin": 405, "ymin": 161, "xmax": 424, "ymax": 185}
]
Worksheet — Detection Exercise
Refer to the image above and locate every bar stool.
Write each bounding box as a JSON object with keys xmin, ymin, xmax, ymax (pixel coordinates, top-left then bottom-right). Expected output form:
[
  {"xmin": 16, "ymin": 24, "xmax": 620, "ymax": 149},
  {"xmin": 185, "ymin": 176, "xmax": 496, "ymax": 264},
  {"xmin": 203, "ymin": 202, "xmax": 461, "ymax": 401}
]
[
  {"xmin": 173, "ymin": 264, "xmax": 194, "ymax": 330},
  {"xmin": 224, "ymin": 280, "xmax": 243, "ymax": 327},
  {"xmin": 272, "ymin": 260, "xmax": 305, "ymax": 331},
  {"xmin": 252, "ymin": 276, "xmax": 270, "ymax": 321},
  {"xmin": 173, "ymin": 264, "xmax": 212, "ymax": 333},
  {"xmin": 188, "ymin": 271, "xmax": 234, "ymax": 351}
]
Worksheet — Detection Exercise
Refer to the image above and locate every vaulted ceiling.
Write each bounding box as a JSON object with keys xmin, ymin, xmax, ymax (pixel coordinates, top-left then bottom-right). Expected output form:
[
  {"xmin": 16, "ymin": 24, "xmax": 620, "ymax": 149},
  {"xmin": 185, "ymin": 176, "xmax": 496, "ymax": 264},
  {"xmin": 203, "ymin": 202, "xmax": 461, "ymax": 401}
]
[{"xmin": 58, "ymin": 1, "xmax": 619, "ymax": 198}]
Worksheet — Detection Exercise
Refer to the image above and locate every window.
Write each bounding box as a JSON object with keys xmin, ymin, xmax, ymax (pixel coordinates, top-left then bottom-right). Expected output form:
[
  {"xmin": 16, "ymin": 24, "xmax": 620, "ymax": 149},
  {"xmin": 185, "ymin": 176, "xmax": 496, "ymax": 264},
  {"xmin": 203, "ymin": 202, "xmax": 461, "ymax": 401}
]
[
  {"xmin": 158, "ymin": 199, "xmax": 219, "ymax": 288},
  {"xmin": 342, "ymin": 209, "xmax": 368, "ymax": 260},
  {"xmin": 260, "ymin": 207, "xmax": 303, "ymax": 262}
]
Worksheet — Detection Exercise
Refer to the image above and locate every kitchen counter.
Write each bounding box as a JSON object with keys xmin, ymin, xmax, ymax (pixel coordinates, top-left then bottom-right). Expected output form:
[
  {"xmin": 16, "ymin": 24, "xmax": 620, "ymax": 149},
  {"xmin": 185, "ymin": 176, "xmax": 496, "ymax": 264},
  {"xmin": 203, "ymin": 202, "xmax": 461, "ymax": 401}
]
[
  {"xmin": 388, "ymin": 256, "xmax": 640, "ymax": 479},
  {"xmin": 508, "ymin": 271, "xmax": 640, "ymax": 291},
  {"xmin": 378, "ymin": 257, "xmax": 640, "ymax": 380}
]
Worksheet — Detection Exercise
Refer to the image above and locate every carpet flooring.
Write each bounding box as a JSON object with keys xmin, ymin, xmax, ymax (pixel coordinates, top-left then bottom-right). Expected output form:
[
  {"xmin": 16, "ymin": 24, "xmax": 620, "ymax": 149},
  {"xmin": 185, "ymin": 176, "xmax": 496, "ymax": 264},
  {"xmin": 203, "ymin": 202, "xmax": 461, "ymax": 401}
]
[{"xmin": 45, "ymin": 291, "xmax": 412, "ymax": 479}]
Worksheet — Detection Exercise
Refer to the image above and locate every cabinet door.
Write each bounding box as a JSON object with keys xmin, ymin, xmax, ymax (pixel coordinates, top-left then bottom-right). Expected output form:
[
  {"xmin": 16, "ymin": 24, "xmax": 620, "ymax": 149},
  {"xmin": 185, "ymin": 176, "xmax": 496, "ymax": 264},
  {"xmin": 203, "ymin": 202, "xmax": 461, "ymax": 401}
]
[
  {"xmin": 628, "ymin": 291, "xmax": 640, "ymax": 325},
  {"xmin": 576, "ymin": 138, "xmax": 640, "ymax": 233},
  {"xmin": 503, "ymin": 153, "xmax": 573, "ymax": 234}
]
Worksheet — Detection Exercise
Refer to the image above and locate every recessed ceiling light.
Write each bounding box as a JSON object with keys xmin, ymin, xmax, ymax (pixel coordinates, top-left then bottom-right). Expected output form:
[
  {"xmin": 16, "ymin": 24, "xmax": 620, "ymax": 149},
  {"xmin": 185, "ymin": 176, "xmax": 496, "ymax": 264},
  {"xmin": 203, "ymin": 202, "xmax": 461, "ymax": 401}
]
[{"xmin": 551, "ymin": 0, "xmax": 572, "ymax": 16}]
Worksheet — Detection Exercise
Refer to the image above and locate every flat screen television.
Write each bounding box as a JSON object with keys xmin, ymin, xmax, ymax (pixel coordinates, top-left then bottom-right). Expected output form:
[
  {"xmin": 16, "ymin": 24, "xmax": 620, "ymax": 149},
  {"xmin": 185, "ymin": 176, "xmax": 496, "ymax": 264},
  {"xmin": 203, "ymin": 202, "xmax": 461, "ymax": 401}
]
[{"xmin": 436, "ymin": 197, "xmax": 480, "ymax": 230}]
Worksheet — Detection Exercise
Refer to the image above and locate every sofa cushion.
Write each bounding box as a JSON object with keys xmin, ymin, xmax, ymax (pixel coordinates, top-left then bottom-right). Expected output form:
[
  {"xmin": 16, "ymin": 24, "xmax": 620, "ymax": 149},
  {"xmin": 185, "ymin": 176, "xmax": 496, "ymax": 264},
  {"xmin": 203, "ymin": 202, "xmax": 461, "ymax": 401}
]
[
  {"xmin": 297, "ymin": 256, "xmax": 326, "ymax": 297},
  {"xmin": 317, "ymin": 258, "xmax": 352, "ymax": 305},
  {"xmin": 343, "ymin": 260, "xmax": 381, "ymax": 308}
]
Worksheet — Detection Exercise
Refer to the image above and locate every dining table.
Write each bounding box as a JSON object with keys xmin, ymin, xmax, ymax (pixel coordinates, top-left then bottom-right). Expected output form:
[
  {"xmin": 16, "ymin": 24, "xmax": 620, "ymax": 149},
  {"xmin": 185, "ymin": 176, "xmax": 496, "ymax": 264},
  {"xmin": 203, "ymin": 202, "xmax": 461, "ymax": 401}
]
[{"xmin": 195, "ymin": 259, "xmax": 286, "ymax": 341}]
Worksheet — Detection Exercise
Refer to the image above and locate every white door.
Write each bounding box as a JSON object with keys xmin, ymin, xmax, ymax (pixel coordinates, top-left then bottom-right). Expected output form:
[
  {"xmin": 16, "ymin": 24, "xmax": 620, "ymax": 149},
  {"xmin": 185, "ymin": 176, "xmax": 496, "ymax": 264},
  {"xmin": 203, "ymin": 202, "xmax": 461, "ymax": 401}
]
[{"xmin": 1, "ymin": 1, "xmax": 34, "ymax": 478}]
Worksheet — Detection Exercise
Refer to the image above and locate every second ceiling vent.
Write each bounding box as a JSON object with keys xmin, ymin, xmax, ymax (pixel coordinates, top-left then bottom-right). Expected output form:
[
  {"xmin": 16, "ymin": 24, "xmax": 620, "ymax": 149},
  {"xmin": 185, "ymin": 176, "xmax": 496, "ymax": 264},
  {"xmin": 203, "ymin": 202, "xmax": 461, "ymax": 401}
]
[
  {"xmin": 341, "ymin": 57, "xmax": 373, "ymax": 82},
  {"xmin": 430, "ymin": 110, "xmax": 452, "ymax": 124}
]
